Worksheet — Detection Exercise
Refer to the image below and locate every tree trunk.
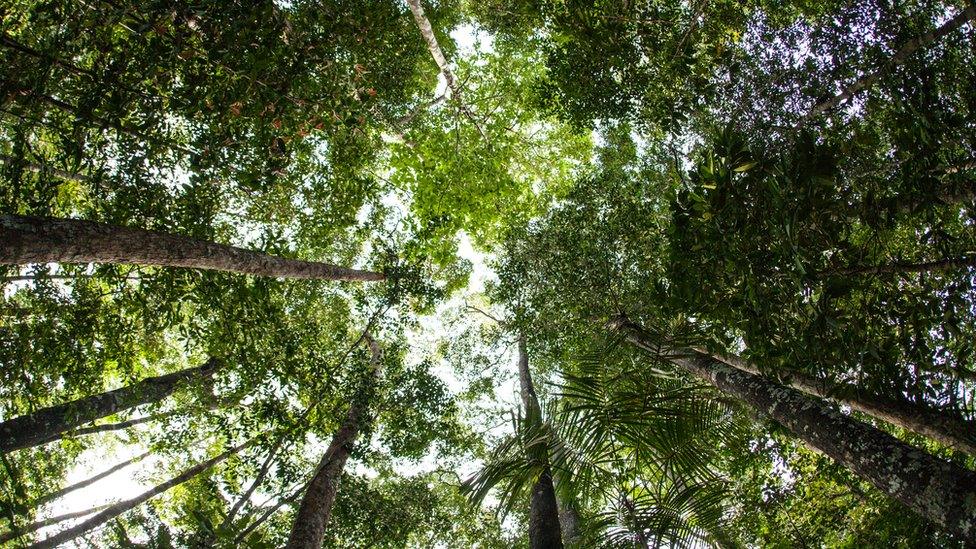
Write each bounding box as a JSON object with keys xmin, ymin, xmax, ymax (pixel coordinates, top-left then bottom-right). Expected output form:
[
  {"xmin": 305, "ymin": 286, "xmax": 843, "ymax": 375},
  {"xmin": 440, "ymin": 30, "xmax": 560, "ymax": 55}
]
[
  {"xmin": 0, "ymin": 215, "xmax": 385, "ymax": 281},
  {"xmin": 613, "ymin": 317, "xmax": 976, "ymax": 543},
  {"xmin": 518, "ymin": 335, "xmax": 565, "ymax": 549},
  {"xmin": 821, "ymin": 254, "xmax": 976, "ymax": 278},
  {"xmin": 0, "ymin": 359, "xmax": 220, "ymax": 454},
  {"xmin": 701, "ymin": 348, "xmax": 976, "ymax": 456},
  {"xmin": 34, "ymin": 450, "xmax": 151, "ymax": 506},
  {"xmin": 0, "ymin": 505, "xmax": 111, "ymax": 545},
  {"xmin": 28, "ymin": 438, "xmax": 255, "ymax": 549},
  {"xmin": 800, "ymin": 3, "xmax": 976, "ymax": 124},
  {"xmin": 555, "ymin": 487, "xmax": 583, "ymax": 548},
  {"xmin": 404, "ymin": 0, "xmax": 460, "ymax": 98},
  {"xmin": 404, "ymin": 0, "xmax": 485, "ymax": 137},
  {"xmin": 285, "ymin": 336, "xmax": 383, "ymax": 549}
]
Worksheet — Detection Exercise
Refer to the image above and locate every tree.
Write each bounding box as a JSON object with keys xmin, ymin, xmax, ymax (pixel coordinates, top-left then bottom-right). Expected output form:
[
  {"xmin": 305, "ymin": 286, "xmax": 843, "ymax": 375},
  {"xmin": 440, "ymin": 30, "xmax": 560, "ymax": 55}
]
[
  {"xmin": 0, "ymin": 359, "xmax": 219, "ymax": 453},
  {"xmin": 285, "ymin": 335, "xmax": 383, "ymax": 549},
  {"xmin": 612, "ymin": 316, "xmax": 976, "ymax": 542},
  {"xmin": 1, "ymin": 215, "xmax": 384, "ymax": 281},
  {"xmin": 706, "ymin": 348, "xmax": 976, "ymax": 456},
  {"xmin": 27, "ymin": 437, "xmax": 257, "ymax": 549},
  {"xmin": 516, "ymin": 335, "xmax": 564, "ymax": 549}
]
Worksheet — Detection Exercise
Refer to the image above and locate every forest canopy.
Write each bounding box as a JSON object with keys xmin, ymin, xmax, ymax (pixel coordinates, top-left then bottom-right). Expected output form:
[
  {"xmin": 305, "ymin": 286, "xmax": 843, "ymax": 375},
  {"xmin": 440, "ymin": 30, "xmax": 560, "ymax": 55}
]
[{"xmin": 1, "ymin": 0, "xmax": 975, "ymax": 547}]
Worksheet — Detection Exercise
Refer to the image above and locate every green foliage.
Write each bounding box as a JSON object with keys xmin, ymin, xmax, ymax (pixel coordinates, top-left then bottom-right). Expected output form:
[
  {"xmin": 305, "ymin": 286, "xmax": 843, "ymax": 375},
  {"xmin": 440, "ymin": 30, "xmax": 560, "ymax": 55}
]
[{"xmin": 3, "ymin": 0, "xmax": 976, "ymax": 546}]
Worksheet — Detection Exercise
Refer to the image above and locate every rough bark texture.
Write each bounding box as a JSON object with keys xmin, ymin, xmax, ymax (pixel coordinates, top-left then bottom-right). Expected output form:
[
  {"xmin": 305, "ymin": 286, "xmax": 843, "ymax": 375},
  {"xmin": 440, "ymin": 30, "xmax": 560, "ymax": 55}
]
[
  {"xmin": 702, "ymin": 348, "xmax": 976, "ymax": 456},
  {"xmin": 530, "ymin": 467, "xmax": 565, "ymax": 549},
  {"xmin": 518, "ymin": 336, "xmax": 565, "ymax": 549},
  {"xmin": 0, "ymin": 359, "xmax": 220, "ymax": 453},
  {"xmin": 801, "ymin": 3, "xmax": 976, "ymax": 124},
  {"xmin": 28, "ymin": 439, "xmax": 254, "ymax": 549},
  {"xmin": 285, "ymin": 336, "xmax": 382, "ymax": 549},
  {"xmin": 615, "ymin": 318, "xmax": 976, "ymax": 542},
  {"xmin": 555, "ymin": 488, "xmax": 583, "ymax": 548},
  {"xmin": 0, "ymin": 215, "xmax": 385, "ymax": 281}
]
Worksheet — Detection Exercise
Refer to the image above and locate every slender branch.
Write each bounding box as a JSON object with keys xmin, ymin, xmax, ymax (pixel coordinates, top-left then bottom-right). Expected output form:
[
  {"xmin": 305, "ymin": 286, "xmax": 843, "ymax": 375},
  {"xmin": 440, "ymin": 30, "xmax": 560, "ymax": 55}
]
[
  {"xmin": 34, "ymin": 451, "xmax": 151, "ymax": 506},
  {"xmin": 0, "ymin": 504, "xmax": 112, "ymax": 544},
  {"xmin": 28, "ymin": 437, "xmax": 259, "ymax": 549},
  {"xmin": 821, "ymin": 254, "xmax": 975, "ymax": 278},
  {"xmin": 0, "ymin": 154, "xmax": 90, "ymax": 183},
  {"xmin": 799, "ymin": 3, "xmax": 976, "ymax": 125},
  {"xmin": 219, "ymin": 435, "xmax": 289, "ymax": 530},
  {"xmin": 234, "ymin": 483, "xmax": 305, "ymax": 545}
]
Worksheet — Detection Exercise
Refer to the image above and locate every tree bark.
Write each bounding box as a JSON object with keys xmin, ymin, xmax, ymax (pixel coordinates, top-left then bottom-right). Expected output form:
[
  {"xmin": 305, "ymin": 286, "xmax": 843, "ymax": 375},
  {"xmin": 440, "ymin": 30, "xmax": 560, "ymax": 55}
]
[
  {"xmin": 285, "ymin": 336, "xmax": 383, "ymax": 549},
  {"xmin": 518, "ymin": 336, "xmax": 565, "ymax": 549},
  {"xmin": 555, "ymin": 487, "xmax": 583, "ymax": 548},
  {"xmin": 28, "ymin": 438, "xmax": 255, "ymax": 549},
  {"xmin": 404, "ymin": 0, "xmax": 460, "ymax": 98},
  {"xmin": 34, "ymin": 450, "xmax": 151, "ymax": 506},
  {"xmin": 800, "ymin": 3, "xmax": 976, "ymax": 124},
  {"xmin": 613, "ymin": 317, "xmax": 976, "ymax": 542},
  {"xmin": 0, "ymin": 215, "xmax": 385, "ymax": 282},
  {"xmin": 404, "ymin": 0, "xmax": 485, "ymax": 137},
  {"xmin": 0, "ymin": 359, "xmax": 220, "ymax": 454},
  {"xmin": 701, "ymin": 347, "xmax": 976, "ymax": 456}
]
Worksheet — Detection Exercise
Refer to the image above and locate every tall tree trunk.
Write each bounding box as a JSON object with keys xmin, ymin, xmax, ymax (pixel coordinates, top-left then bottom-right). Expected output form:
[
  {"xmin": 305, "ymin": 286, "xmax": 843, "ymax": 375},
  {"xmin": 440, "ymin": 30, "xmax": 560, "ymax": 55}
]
[
  {"xmin": 404, "ymin": 0, "xmax": 461, "ymax": 98},
  {"xmin": 30, "ymin": 393, "xmax": 236, "ymax": 448},
  {"xmin": 0, "ymin": 359, "xmax": 220, "ymax": 454},
  {"xmin": 28, "ymin": 438, "xmax": 255, "ymax": 549},
  {"xmin": 701, "ymin": 347, "xmax": 976, "ymax": 456},
  {"xmin": 404, "ymin": 0, "xmax": 485, "ymax": 137},
  {"xmin": 0, "ymin": 215, "xmax": 385, "ymax": 281},
  {"xmin": 800, "ymin": 3, "xmax": 976, "ymax": 124},
  {"xmin": 613, "ymin": 317, "xmax": 976, "ymax": 542},
  {"xmin": 285, "ymin": 336, "xmax": 383, "ymax": 549},
  {"xmin": 518, "ymin": 335, "xmax": 564, "ymax": 549},
  {"xmin": 34, "ymin": 450, "xmax": 151, "ymax": 506}
]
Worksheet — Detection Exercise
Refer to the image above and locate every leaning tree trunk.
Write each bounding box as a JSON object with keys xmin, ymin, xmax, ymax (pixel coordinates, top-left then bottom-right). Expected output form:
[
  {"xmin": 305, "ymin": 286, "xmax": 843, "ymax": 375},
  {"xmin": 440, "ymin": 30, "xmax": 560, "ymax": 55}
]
[
  {"xmin": 0, "ymin": 215, "xmax": 384, "ymax": 281},
  {"xmin": 613, "ymin": 317, "xmax": 976, "ymax": 543},
  {"xmin": 518, "ymin": 335, "xmax": 565, "ymax": 549},
  {"xmin": 0, "ymin": 359, "xmax": 220, "ymax": 453},
  {"xmin": 799, "ymin": 3, "xmax": 976, "ymax": 124},
  {"xmin": 701, "ymin": 348, "xmax": 976, "ymax": 456},
  {"xmin": 285, "ymin": 336, "xmax": 383, "ymax": 549},
  {"xmin": 28, "ymin": 438, "xmax": 256, "ymax": 549}
]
